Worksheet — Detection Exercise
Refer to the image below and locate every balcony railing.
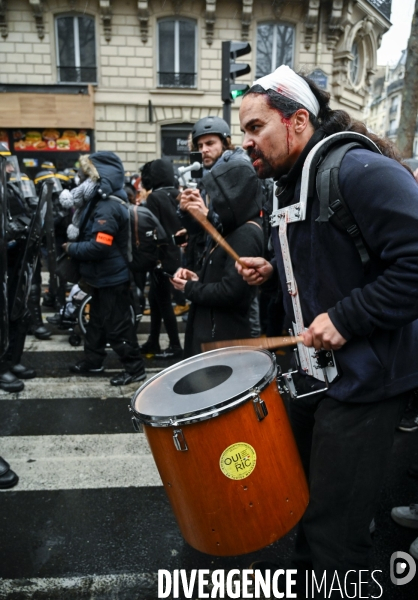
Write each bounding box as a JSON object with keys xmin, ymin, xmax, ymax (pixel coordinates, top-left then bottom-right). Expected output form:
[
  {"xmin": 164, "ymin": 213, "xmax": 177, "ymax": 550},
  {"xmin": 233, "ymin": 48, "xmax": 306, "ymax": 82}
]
[
  {"xmin": 158, "ymin": 72, "xmax": 196, "ymax": 88},
  {"xmin": 58, "ymin": 66, "xmax": 97, "ymax": 84}
]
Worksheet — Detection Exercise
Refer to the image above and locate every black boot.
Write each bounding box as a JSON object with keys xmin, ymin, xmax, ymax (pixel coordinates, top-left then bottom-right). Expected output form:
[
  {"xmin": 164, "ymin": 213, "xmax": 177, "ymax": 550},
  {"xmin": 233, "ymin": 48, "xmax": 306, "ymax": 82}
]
[
  {"xmin": 42, "ymin": 290, "xmax": 56, "ymax": 307},
  {"xmin": 0, "ymin": 370, "xmax": 24, "ymax": 393},
  {"xmin": 28, "ymin": 284, "xmax": 52, "ymax": 340},
  {"xmin": 10, "ymin": 364, "xmax": 36, "ymax": 379},
  {"xmin": 7, "ymin": 310, "xmax": 36, "ymax": 378},
  {"xmin": 0, "ymin": 457, "xmax": 19, "ymax": 489}
]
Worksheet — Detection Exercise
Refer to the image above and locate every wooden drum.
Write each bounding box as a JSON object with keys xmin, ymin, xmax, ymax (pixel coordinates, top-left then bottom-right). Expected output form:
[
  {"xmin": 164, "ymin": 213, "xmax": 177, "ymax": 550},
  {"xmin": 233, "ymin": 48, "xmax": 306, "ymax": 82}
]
[{"xmin": 130, "ymin": 347, "xmax": 309, "ymax": 556}]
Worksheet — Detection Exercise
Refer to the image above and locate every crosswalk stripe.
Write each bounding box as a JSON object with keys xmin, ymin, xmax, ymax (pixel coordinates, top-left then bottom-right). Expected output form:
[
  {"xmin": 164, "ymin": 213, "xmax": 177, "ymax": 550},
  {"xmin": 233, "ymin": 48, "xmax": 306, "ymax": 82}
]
[
  {"xmin": 23, "ymin": 331, "xmax": 181, "ymax": 352},
  {"xmin": 0, "ymin": 433, "xmax": 162, "ymax": 491},
  {"xmin": 0, "ymin": 573, "xmax": 160, "ymax": 597},
  {"xmin": 0, "ymin": 374, "xmax": 162, "ymax": 400}
]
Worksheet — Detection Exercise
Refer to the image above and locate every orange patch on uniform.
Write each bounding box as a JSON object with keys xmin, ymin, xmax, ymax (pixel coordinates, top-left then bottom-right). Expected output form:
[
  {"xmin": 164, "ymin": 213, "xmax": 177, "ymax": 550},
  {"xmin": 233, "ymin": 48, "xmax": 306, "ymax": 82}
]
[
  {"xmin": 96, "ymin": 232, "xmax": 113, "ymax": 245},
  {"xmin": 97, "ymin": 219, "xmax": 107, "ymax": 225}
]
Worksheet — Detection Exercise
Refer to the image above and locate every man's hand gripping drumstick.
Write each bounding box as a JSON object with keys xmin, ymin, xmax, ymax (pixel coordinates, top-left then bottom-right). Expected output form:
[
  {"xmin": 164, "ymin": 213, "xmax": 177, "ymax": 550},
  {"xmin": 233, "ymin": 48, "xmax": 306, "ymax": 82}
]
[
  {"xmin": 236, "ymin": 256, "xmax": 346, "ymax": 351},
  {"xmin": 235, "ymin": 256, "xmax": 274, "ymax": 286}
]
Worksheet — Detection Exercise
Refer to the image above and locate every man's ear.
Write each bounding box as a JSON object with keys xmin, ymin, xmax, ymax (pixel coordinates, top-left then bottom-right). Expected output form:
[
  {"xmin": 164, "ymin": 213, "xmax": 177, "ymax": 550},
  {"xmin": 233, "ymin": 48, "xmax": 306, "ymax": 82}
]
[{"xmin": 293, "ymin": 109, "xmax": 311, "ymax": 133}]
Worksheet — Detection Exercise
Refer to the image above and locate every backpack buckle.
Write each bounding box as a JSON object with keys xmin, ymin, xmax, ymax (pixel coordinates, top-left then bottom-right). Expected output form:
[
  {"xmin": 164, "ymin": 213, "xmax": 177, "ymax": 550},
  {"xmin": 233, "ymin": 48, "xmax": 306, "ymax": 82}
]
[
  {"xmin": 347, "ymin": 224, "xmax": 359, "ymax": 236},
  {"xmin": 329, "ymin": 199, "xmax": 342, "ymax": 212}
]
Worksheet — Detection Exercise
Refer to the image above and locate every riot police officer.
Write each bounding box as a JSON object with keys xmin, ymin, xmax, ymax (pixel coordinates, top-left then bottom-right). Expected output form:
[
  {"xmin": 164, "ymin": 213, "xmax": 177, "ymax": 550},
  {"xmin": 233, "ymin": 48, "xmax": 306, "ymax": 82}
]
[
  {"xmin": 0, "ymin": 145, "xmax": 36, "ymax": 391},
  {"xmin": 35, "ymin": 170, "xmax": 71, "ymax": 316}
]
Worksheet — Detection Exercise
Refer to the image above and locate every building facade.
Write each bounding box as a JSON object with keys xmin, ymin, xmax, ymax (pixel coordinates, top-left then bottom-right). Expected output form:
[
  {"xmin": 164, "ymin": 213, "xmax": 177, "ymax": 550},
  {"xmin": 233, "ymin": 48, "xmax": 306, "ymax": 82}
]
[
  {"xmin": 365, "ymin": 51, "xmax": 418, "ymax": 158},
  {"xmin": 0, "ymin": 0, "xmax": 392, "ymax": 174}
]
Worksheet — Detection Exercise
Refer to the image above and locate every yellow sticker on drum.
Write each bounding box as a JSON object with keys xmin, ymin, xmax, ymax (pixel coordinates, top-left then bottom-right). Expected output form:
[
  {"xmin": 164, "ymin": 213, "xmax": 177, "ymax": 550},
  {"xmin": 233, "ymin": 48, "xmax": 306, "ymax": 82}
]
[{"xmin": 219, "ymin": 442, "xmax": 256, "ymax": 480}]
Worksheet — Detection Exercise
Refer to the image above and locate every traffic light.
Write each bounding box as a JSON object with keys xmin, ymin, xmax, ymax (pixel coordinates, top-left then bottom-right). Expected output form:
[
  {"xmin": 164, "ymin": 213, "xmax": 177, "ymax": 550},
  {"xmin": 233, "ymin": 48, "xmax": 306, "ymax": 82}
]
[{"xmin": 221, "ymin": 41, "xmax": 251, "ymax": 103}]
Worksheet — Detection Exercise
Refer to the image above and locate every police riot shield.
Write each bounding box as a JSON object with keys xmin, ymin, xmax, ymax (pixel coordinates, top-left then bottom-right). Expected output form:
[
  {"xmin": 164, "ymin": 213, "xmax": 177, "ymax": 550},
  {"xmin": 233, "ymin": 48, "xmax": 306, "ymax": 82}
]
[
  {"xmin": 44, "ymin": 184, "xmax": 58, "ymax": 300},
  {"xmin": 0, "ymin": 156, "xmax": 9, "ymax": 356},
  {"xmin": 11, "ymin": 179, "xmax": 53, "ymax": 322}
]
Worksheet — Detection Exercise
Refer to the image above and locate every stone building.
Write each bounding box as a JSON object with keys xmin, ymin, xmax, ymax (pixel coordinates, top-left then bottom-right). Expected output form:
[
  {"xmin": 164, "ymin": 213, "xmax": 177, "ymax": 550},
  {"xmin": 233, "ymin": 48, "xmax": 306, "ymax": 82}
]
[
  {"xmin": 365, "ymin": 51, "xmax": 418, "ymax": 157},
  {"xmin": 0, "ymin": 0, "xmax": 392, "ymax": 175}
]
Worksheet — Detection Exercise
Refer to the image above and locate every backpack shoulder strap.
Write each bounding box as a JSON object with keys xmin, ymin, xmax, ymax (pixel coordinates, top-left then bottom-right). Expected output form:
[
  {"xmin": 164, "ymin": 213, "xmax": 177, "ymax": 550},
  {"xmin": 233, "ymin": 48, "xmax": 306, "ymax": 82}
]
[
  {"xmin": 108, "ymin": 195, "xmax": 132, "ymax": 262},
  {"xmin": 136, "ymin": 205, "xmax": 168, "ymax": 241},
  {"xmin": 315, "ymin": 140, "xmax": 379, "ymax": 272}
]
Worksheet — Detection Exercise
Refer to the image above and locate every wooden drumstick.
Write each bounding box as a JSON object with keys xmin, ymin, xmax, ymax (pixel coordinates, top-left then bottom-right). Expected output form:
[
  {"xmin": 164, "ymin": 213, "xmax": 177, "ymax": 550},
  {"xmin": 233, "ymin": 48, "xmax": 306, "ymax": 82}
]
[
  {"xmin": 201, "ymin": 335, "xmax": 303, "ymax": 352},
  {"xmin": 187, "ymin": 204, "xmax": 247, "ymax": 268}
]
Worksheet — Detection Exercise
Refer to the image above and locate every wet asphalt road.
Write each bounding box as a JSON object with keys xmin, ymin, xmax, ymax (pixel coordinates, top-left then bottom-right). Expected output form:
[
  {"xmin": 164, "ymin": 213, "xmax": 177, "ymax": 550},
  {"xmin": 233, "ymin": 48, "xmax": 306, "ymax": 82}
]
[{"xmin": 0, "ymin": 330, "xmax": 417, "ymax": 599}]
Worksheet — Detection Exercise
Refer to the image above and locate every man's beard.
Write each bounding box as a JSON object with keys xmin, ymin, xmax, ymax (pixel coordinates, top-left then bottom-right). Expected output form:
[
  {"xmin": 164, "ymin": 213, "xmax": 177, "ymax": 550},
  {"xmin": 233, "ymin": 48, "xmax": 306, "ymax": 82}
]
[
  {"xmin": 203, "ymin": 157, "xmax": 216, "ymax": 169},
  {"xmin": 246, "ymin": 147, "xmax": 286, "ymax": 180}
]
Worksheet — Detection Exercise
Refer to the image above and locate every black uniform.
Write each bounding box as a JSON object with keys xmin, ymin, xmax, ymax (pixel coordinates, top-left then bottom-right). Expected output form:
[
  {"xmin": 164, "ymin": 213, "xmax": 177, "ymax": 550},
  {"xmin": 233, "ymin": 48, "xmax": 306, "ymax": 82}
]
[{"xmin": 0, "ymin": 180, "xmax": 37, "ymax": 390}]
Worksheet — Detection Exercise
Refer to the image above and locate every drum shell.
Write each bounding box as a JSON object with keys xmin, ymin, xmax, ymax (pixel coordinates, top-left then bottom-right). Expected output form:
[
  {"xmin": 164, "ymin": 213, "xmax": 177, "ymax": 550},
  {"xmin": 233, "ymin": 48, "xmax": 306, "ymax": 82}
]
[{"xmin": 143, "ymin": 377, "xmax": 309, "ymax": 556}]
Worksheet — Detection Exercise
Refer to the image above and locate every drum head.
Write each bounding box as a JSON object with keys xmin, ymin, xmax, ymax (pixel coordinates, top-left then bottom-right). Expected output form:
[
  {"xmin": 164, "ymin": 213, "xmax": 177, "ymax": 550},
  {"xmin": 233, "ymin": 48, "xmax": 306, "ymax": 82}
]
[{"xmin": 132, "ymin": 347, "xmax": 276, "ymax": 426}]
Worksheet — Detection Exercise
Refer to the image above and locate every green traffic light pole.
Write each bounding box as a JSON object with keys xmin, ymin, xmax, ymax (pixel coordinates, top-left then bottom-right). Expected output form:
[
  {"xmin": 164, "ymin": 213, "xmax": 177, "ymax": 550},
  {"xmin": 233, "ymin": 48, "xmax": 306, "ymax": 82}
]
[
  {"xmin": 222, "ymin": 41, "xmax": 233, "ymax": 127},
  {"xmin": 223, "ymin": 100, "xmax": 232, "ymax": 128},
  {"xmin": 221, "ymin": 41, "xmax": 251, "ymax": 128}
]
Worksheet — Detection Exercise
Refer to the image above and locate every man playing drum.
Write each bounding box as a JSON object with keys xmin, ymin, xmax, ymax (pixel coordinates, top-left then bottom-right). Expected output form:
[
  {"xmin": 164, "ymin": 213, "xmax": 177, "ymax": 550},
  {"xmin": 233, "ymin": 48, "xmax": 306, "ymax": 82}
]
[{"xmin": 236, "ymin": 65, "xmax": 418, "ymax": 597}]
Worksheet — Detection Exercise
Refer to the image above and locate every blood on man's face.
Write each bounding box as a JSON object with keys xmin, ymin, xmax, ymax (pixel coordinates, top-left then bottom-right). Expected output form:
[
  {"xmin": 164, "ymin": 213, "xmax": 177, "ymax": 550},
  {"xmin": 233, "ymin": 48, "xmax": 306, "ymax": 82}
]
[{"xmin": 239, "ymin": 93, "xmax": 299, "ymax": 180}]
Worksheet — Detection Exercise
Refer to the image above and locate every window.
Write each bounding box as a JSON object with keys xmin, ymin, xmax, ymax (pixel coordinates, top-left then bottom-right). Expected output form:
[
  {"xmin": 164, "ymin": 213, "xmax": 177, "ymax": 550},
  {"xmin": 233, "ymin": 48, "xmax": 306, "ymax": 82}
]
[
  {"xmin": 390, "ymin": 96, "xmax": 399, "ymax": 114},
  {"xmin": 256, "ymin": 23, "xmax": 294, "ymax": 78},
  {"xmin": 158, "ymin": 18, "xmax": 196, "ymax": 88},
  {"xmin": 56, "ymin": 15, "xmax": 97, "ymax": 83},
  {"xmin": 350, "ymin": 41, "xmax": 360, "ymax": 85}
]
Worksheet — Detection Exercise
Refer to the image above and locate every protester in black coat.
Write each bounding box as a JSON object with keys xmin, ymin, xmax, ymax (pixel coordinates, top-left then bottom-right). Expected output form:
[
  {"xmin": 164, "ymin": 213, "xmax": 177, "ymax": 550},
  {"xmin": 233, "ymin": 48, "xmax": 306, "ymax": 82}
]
[
  {"xmin": 139, "ymin": 159, "xmax": 183, "ymax": 359},
  {"xmin": 172, "ymin": 151, "xmax": 264, "ymax": 357},
  {"xmin": 66, "ymin": 153, "xmax": 131, "ymax": 287},
  {"xmin": 66, "ymin": 152, "xmax": 145, "ymax": 386}
]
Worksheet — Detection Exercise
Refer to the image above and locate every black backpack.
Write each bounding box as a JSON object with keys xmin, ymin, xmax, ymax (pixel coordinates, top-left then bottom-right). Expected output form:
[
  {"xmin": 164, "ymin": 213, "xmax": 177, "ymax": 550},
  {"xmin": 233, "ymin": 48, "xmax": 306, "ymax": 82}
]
[
  {"xmin": 129, "ymin": 205, "xmax": 168, "ymax": 273},
  {"xmin": 312, "ymin": 132, "xmax": 382, "ymax": 272}
]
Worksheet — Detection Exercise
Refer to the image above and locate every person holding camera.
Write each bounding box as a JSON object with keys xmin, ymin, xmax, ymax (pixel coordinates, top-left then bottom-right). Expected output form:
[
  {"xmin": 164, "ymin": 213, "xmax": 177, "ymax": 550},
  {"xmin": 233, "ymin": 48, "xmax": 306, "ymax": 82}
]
[{"xmin": 178, "ymin": 117, "xmax": 235, "ymax": 274}]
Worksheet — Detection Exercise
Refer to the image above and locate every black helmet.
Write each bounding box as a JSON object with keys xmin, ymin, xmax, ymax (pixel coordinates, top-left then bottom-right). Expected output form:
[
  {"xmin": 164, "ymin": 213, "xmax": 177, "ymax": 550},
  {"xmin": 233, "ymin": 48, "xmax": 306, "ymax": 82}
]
[
  {"xmin": 63, "ymin": 167, "xmax": 77, "ymax": 180},
  {"xmin": 62, "ymin": 168, "xmax": 77, "ymax": 189},
  {"xmin": 191, "ymin": 116, "xmax": 230, "ymax": 145},
  {"xmin": 40, "ymin": 160, "xmax": 56, "ymax": 172},
  {"xmin": 34, "ymin": 170, "xmax": 62, "ymax": 194}
]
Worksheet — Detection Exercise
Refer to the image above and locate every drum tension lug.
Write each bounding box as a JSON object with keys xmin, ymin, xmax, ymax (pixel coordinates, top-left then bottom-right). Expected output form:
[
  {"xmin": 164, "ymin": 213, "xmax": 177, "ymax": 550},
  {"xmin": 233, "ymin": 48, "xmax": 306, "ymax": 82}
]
[
  {"xmin": 252, "ymin": 388, "xmax": 268, "ymax": 421},
  {"xmin": 173, "ymin": 429, "xmax": 188, "ymax": 451},
  {"xmin": 129, "ymin": 407, "xmax": 143, "ymax": 433},
  {"xmin": 277, "ymin": 371, "xmax": 298, "ymax": 401}
]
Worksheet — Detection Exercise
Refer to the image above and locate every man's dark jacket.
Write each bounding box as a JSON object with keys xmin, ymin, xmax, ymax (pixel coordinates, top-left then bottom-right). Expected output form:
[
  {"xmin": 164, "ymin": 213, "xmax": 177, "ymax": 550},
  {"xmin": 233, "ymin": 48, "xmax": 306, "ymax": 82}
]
[
  {"xmin": 67, "ymin": 152, "xmax": 130, "ymax": 287},
  {"xmin": 272, "ymin": 137, "xmax": 418, "ymax": 403},
  {"xmin": 145, "ymin": 158, "xmax": 182, "ymax": 274},
  {"xmin": 183, "ymin": 153, "xmax": 264, "ymax": 357}
]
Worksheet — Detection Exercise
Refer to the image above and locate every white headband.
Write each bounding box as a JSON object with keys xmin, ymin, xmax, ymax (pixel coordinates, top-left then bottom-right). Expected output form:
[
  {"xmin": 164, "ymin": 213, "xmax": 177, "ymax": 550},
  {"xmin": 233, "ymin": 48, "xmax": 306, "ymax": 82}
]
[{"xmin": 253, "ymin": 65, "xmax": 320, "ymax": 117}]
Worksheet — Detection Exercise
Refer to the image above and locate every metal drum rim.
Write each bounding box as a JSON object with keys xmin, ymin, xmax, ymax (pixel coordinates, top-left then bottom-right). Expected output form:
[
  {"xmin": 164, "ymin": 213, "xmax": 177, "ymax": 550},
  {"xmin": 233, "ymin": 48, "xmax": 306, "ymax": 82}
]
[{"xmin": 130, "ymin": 347, "xmax": 277, "ymax": 427}]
